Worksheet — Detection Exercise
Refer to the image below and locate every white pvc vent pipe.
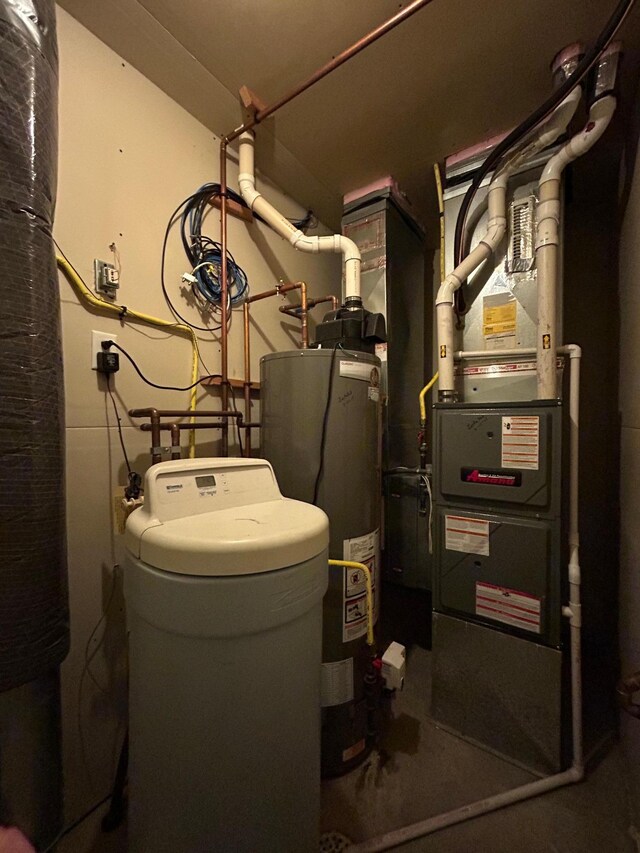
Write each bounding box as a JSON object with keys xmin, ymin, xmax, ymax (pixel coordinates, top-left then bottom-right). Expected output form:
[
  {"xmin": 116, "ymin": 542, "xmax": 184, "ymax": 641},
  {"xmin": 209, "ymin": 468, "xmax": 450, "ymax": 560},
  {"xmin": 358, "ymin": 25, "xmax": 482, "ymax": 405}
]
[
  {"xmin": 435, "ymin": 87, "xmax": 582, "ymax": 399},
  {"xmin": 535, "ymin": 94, "xmax": 616, "ymax": 398},
  {"xmin": 238, "ymin": 131, "xmax": 361, "ymax": 303}
]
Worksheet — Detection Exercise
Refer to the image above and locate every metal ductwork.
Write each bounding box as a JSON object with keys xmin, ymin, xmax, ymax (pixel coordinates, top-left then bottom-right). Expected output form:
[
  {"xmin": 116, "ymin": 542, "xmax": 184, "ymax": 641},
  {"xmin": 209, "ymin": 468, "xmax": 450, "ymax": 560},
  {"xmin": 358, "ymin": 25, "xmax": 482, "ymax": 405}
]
[{"xmin": 0, "ymin": 0, "xmax": 67, "ymax": 845}]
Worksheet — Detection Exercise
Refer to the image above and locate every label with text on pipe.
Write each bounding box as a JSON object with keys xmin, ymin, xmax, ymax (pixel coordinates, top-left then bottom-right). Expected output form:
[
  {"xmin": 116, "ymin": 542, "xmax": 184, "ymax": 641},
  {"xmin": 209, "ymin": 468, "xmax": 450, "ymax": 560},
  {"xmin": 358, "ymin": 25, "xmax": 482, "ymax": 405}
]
[
  {"xmin": 501, "ymin": 415, "xmax": 539, "ymax": 470},
  {"xmin": 445, "ymin": 515, "xmax": 490, "ymax": 556},
  {"xmin": 475, "ymin": 581, "xmax": 541, "ymax": 634}
]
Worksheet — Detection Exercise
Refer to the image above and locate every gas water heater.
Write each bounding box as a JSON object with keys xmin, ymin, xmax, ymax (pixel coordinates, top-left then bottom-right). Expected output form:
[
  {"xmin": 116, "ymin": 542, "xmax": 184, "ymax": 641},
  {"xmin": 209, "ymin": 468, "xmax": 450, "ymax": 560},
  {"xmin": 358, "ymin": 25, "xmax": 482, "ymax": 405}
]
[
  {"xmin": 261, "ymin": 308, "xmax": 385, "ymax": 776},
  {"xmin": 124, "ymin": 458, "xmax": 328, "ymax": 853}
]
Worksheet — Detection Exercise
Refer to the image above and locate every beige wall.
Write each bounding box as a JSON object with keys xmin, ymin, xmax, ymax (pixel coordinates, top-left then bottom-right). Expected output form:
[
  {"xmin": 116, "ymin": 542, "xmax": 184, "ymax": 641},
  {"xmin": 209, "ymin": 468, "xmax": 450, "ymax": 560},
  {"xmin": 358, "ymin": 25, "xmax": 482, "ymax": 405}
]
[
  {"xmin": 55, "ymin": 6, "xmax": 340, "ymax": 838},
  {"xmin": 619, "ymin": 88, "xmax": 640, "ymax": 820}
]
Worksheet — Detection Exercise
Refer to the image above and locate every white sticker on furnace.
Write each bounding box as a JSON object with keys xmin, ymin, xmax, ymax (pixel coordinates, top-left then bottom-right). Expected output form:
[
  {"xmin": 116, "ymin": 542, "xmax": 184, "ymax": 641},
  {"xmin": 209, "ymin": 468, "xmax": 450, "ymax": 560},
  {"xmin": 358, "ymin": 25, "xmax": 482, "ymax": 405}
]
[
  {"xmin": 445, "ymin": 515, "xmax": 489, "ymax": 557},
  {"xmin": 475, "ymin": 581, "xmax": 541, "ymax": 634},
  {"xmin": 501, "ymin": 415, "xmax": 539, "ymax": 470},
  {"xmin": 342, "ymin": 529, "xmax": 379, "ymax": 643},
  {"xmin": 321, "ymin": 658, "xmax": 354, "ymax": 707}
]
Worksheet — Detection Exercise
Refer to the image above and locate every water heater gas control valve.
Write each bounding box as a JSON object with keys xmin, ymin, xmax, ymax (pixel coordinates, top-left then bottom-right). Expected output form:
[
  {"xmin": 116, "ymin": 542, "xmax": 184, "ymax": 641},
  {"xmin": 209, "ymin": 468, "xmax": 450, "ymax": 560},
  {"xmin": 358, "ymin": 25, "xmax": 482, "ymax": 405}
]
[{"xmin": 381, "ymin": 641, "xmax": 406, "ymax": 691}]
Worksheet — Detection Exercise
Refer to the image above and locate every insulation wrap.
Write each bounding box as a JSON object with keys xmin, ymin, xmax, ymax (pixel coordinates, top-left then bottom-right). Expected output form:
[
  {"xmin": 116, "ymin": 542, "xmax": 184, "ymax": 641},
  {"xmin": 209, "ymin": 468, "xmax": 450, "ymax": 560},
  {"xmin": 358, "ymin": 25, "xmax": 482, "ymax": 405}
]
[{"xmin": 0, "ymin": 0, "xmax": 68, "ymax": 691}]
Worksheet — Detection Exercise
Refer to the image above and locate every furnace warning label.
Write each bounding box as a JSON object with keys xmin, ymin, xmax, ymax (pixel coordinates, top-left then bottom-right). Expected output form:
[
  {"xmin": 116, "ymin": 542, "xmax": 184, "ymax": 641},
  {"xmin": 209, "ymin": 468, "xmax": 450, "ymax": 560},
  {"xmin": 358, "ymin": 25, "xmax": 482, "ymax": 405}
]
[
  {"xmin": 475, "ymin": 581, "xmax": 541, "ymax": 634},
  {"xmin": 483, "ymin": 293, "xmax": 516, "ymax": 347},
  {"xmin": 342, "ymin": 529, "xmax": 379, "ymax": 643},
  {"xmin": 445, "ymin": 515, "xmax": 490, "ymax": 556},
  {"xmin": 501, "ymin": 415, "xmax": 539, "ymax": 470},
  {"xmin": 321, "ymin": 658, "xmax": 354, "ymax": 707}
]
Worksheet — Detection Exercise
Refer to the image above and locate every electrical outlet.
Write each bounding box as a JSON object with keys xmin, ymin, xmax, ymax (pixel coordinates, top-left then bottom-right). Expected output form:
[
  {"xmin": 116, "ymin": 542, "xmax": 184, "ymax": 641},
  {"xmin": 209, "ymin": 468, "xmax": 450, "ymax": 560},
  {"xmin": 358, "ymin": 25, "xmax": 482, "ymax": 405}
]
[{"xmin": 91, "ymin": 330, "xmax": 117, "ymax": 370}]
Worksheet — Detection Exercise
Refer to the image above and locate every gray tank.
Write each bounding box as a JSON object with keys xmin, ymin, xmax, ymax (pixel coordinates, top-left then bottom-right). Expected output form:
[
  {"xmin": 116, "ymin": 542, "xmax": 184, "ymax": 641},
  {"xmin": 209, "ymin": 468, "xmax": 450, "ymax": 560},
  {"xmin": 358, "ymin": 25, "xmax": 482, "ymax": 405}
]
[
  {"xmin": 124, "ymin": 458, "xmax": 328, "ymax": 852},
  {"xmin": 261, "ymin": 348, "xmax": 381, "ymax": 776}
]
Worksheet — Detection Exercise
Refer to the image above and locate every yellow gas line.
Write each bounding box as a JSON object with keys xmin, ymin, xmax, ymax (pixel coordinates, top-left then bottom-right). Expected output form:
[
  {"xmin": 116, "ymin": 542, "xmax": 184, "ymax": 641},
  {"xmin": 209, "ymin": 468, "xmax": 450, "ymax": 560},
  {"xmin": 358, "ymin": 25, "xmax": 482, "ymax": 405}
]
[
  {"xmin": 328, "ymin": 559, "xmax": 375, "ymax": 647},
  {"xmin": 57, "ymin": 255, "xmax": 199, "ymax": 456}
]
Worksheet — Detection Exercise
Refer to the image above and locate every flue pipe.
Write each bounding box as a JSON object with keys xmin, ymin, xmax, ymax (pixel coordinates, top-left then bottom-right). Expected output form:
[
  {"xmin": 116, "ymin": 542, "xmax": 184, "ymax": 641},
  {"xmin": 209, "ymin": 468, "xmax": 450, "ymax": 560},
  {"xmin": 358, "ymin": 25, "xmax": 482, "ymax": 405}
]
[
  {"xmin": 536, "ymin": 88, "xmax": 618, "ymax": 398},
  {"xmin": 435, "ymin": 84, "xmax": 582, "ymax": 400},
  {"xmin": 238, "ymin": 133, "xmax": 362, "ymax": 304}
]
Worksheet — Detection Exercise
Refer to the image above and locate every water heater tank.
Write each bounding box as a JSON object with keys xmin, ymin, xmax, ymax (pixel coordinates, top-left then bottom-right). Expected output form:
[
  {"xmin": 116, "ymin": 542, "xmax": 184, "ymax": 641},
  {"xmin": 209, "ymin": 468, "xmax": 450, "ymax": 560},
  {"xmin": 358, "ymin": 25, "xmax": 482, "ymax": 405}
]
[
  {"xmin": 124, "ymin": 458, "xmax": 328, "ymax": 853},
  {"xmin": 261, "ymin": 348, "xmax": 381, "ymax": 776}
]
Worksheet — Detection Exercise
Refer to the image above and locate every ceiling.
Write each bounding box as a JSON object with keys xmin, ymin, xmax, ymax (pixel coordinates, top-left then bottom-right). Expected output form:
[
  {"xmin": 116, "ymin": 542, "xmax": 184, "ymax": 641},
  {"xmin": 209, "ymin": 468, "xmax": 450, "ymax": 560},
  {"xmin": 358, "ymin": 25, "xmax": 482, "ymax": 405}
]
[{"xmin": 59, "ymin": 0, "xmax": 640, "ymax": 245}]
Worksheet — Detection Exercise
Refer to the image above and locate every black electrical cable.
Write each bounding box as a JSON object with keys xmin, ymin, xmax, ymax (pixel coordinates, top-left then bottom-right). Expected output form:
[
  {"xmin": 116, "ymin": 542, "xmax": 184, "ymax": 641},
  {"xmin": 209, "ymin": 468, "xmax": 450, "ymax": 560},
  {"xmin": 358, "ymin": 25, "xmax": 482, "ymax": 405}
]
[
  {"xmin": 312, "ymin": 344, "xmax": 339, "ymax": 506},
  {"xmin": 225, "ymin": 380, "xmax": 244, "ymax": 457},
  {"xmin": 105, "ymin": 341, "xmax": 222, "ymax": 391},
  {"xmin": 161, "ymin": 191, "xmax": 225, "ymax": 332},
  {"xmin": 106, "ymin": 374, "xmax": 132, "ymax": 475},
  {"xmin": 453, "ymin": 0, "xmax": 636, "ymax": 272},
  {"xmin": 41, "ymin": 793, "xmax": 112, "ymax": 853}
]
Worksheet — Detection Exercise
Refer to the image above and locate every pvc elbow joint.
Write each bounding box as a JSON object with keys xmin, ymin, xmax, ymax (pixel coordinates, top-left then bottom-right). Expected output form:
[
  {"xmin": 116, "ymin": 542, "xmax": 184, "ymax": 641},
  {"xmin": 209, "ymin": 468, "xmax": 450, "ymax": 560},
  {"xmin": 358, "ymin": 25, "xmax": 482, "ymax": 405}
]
[{"xmin": 436, "ymin": 277, "xmax": 459, "ymax": 306}]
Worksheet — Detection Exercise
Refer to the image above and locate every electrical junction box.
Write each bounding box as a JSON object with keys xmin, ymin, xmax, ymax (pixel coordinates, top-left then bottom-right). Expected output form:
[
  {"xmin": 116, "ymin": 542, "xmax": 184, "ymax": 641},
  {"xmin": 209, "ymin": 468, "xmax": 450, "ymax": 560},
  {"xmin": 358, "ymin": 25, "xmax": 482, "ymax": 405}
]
[{"xmin": 94, "ymin": 258, "xmax": 119, "ymax": 298}]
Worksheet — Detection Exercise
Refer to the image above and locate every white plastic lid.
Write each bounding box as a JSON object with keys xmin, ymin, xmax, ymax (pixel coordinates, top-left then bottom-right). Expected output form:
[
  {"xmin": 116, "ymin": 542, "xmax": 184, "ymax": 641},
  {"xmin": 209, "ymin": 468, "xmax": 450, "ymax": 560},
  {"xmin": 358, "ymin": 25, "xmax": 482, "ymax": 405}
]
[{"xmin": 125, "ymin": 458, "xmax": 329, "ymax": 576}]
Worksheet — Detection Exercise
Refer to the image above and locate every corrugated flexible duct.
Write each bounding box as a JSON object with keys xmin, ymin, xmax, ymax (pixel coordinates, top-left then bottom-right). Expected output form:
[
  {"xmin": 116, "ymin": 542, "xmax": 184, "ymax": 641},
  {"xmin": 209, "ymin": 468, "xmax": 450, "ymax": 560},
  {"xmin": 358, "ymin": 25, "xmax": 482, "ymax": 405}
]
[{"xmin": 0, "ymin": 0, "xmax": 68, "ymax": 691}]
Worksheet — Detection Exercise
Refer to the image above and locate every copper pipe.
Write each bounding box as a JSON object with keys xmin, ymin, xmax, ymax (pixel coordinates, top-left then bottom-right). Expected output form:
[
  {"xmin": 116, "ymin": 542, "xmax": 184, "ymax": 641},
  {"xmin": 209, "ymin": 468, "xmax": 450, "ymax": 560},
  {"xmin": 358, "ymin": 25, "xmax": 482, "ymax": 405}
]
[
  {"xmin": 223, "ymin": 0, "xmax": 434, "ymax": 145},
  {"xmin": 169, "ymin": 423, "xmax": 181, "ymax": 460},
  {"xmin": 245, "ymin": 282, "xmax": 303, "ymax": 304},
  {"xmin": 243, "ymin": 301, "xmax": 252, "ymax": 457},
  {"xmin": 279, "ymin": 293, "xmax": 337, "ymax": 318},
  {"xmin": 313, "ymin": 295, "xmax": 339, "ymax": 311},
  {"xmin": 140, "ymin": 422, "xmax": 231, "ymax": 431},
  {"xmin": 148, "ymin": 408, "xmax": 161, "ymax": 464},
  {"xmin": 618, "ymin": 670, "xmax": 640, "ymax": 719},
  {"xmin": 299, "ymin": 281, "xmax": 308, "ymax": 349},
  {"xmin": 242, "ymin": 281, "xmax": 309, "ymax": 457},
  {"xmin": 129, "ymin": 409, "xmax": 242, "ymax": 419},
  {"xmin": 247, "ymin": 282, "xmax": 309, "ymax": 348},
  {"xmin": 219, "ymin": 141, "xmax": 230, "ymax": 457}
]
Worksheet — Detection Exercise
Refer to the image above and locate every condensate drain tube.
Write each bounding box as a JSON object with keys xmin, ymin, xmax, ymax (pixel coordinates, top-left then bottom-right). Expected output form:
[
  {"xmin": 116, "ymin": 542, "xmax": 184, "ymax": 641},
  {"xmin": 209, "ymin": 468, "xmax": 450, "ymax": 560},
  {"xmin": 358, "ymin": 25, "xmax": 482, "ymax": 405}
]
[{"xmin": 238, "ymin": 132, "xmax": 362, "ymax": 303}]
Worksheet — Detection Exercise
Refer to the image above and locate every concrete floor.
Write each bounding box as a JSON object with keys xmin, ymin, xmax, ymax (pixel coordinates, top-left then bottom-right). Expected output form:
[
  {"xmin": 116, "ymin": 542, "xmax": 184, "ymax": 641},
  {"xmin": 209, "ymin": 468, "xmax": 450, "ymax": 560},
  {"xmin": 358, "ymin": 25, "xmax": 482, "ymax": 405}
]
[
  {"xmin": 60, "ymin": 588, "xmax": 638, "ymax": 853},
  {"xmin": 321, "ymin": 646, "xmax": 638, "ymax": 852}
]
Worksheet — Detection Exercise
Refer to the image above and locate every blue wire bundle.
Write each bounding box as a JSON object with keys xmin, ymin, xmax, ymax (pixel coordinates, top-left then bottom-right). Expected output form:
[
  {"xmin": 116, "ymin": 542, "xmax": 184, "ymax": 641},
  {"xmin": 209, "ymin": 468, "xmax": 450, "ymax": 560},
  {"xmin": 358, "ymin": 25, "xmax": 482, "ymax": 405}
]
[{"xmin": 181, "ymin": 184, "xmax": 250, "ymax": 306}]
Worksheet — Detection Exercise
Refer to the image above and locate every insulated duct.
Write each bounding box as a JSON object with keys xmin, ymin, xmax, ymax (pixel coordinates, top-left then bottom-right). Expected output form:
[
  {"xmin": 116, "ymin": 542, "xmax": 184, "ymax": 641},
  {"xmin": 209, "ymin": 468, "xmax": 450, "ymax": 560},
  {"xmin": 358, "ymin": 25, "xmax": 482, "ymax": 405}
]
[{"xmin": 0, "ymin": 0, "xmax": 68, "ymax": 691}]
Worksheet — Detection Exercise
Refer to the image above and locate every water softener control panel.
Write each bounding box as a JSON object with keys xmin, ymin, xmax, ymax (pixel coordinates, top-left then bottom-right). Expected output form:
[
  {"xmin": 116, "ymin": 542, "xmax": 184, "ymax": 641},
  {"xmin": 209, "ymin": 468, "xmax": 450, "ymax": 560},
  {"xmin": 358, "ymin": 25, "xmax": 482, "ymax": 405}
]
[{"xmin": 146, "ymin": 459, "xmax": 281, "ymax": 522}]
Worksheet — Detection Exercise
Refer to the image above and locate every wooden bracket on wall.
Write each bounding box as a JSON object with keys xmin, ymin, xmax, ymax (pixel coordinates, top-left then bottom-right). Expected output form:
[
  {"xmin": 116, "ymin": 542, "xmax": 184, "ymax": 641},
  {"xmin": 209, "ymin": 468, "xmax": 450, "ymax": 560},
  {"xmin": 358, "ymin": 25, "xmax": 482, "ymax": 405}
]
[
  {"xmin": 239, "ymin": 85, "xmax": 268, "ymax": 122},
  {"xmin": 208, "ymin": 194, "xmax": 253, "ymax": 224}
]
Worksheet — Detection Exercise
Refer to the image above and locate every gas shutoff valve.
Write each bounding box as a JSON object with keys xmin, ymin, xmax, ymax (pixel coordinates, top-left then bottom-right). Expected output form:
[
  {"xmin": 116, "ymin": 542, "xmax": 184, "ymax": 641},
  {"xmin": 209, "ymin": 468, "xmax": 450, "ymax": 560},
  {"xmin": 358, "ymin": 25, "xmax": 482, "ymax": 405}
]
[{"xmin": 381, "ymin": 641, "xmax": 406, "ymax": 691}]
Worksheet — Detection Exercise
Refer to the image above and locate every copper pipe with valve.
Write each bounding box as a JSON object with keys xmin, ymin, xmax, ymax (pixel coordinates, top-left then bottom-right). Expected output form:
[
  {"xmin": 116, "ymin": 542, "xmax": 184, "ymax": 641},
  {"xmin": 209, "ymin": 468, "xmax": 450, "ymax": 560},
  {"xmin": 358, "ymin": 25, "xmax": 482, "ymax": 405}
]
[
  {"xmin": 242, "ymin": 282, "xmax": 308, "ymax": 457},
  {"xmin": 130, "ymin": 408, "xmax": 246, "ymax": 464}
]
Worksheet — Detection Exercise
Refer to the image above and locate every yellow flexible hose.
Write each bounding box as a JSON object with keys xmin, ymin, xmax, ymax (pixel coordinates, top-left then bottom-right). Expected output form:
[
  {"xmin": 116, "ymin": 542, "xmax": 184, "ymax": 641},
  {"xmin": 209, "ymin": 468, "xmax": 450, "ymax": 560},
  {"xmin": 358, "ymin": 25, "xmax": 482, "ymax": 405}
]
[
  {"xmin": 419, "ymin": 371, "xmax": 439, "ymax": 426},
  {"xmin": 418, "ymin": 163, "xmax": 445, "ymax": 429},
  {"xmin": 56, "ymin": 255, "xmax": 199, "ymax": 457},
  {"xmin": 328, "ymin": 559, "xmax": 375, "ymax": 647}
]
